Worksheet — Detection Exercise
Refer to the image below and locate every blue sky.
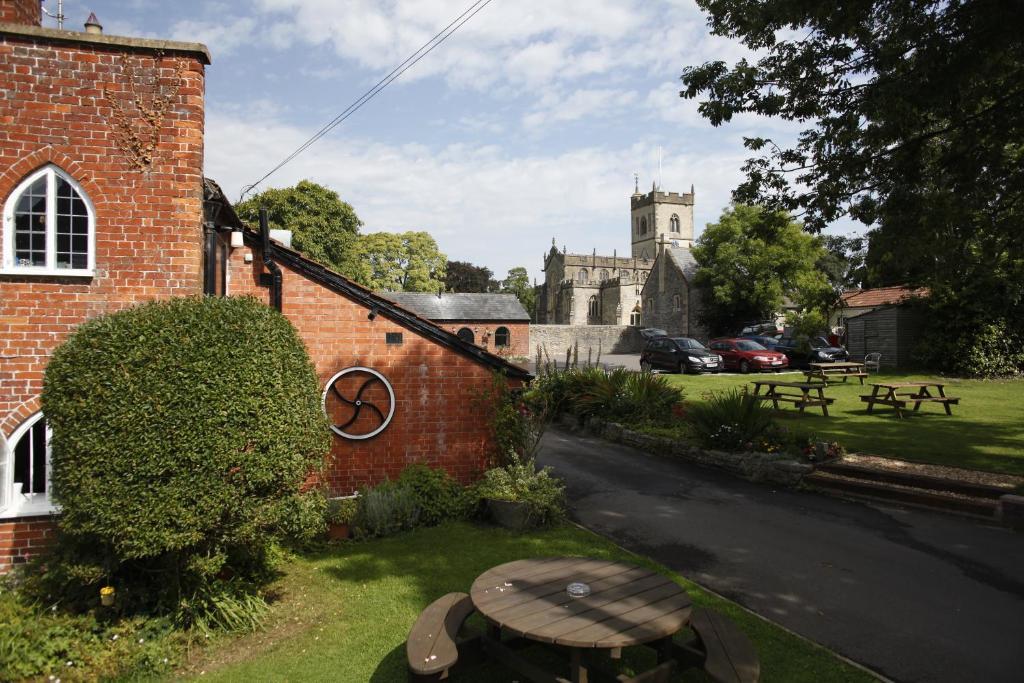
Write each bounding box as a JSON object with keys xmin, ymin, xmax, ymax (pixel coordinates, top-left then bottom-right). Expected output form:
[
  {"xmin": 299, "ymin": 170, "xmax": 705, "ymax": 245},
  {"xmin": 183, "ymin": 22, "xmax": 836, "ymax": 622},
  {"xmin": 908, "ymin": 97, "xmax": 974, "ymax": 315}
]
[{"xmin": 47, "ymin": 0, "xmax": 852, "ymax": 281}]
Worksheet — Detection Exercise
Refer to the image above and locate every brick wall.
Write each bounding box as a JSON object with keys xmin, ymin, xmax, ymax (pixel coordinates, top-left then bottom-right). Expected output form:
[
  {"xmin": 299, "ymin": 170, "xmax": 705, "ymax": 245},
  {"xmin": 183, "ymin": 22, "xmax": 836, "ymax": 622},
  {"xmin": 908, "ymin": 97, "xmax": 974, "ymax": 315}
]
[
  {"xmin": 0, "ymin": 0, "xmax": 40, "ymax": 26},
  {"xmin": 0, "ymin": 33, "xmax": 207, "ymax": 436},
  {"xmin": 226, "ymin": 239, "xmax": 518, "ymax": 494},
  {"xmin": 0, "ymin": 515, "xmax": 55, "ymax": 573},
  {"xmin": 0, "ymin": 29, "xmax": 207, "ymax": 570},
  {"xmin": 438, "ymin": 321, "xmax": 530, "ymax": 358}
]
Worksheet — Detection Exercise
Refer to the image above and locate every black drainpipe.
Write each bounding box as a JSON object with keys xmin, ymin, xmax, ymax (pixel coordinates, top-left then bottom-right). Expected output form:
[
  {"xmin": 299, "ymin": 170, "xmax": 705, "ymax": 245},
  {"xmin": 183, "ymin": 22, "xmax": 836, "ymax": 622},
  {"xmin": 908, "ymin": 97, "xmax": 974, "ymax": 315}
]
[
  {"xmin": 202, "ymin": 222, "xmax": 217, "ymax": 295},
  {"xmin": 258, "ymin": 209, "xmax": 283, "ymax": 311}
]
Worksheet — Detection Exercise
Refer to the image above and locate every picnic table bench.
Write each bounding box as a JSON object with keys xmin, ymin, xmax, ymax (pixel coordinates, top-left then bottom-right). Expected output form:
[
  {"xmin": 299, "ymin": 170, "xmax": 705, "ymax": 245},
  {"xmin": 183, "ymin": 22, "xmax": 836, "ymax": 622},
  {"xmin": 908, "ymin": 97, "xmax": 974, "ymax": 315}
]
[
  {"xmin": 751, "ymin": 380, "xmax": 835, "ymax": 416},
  {"xmin": 803, "ymin": 362, "xmax": 868, "ymax": 385},
  {"xmin": 406, "ymin": 591, "xmax": 479, "ymax": 680},
  {"xmin": 860, "ymin": 382, "xmax": 959, "ymax": 418}
]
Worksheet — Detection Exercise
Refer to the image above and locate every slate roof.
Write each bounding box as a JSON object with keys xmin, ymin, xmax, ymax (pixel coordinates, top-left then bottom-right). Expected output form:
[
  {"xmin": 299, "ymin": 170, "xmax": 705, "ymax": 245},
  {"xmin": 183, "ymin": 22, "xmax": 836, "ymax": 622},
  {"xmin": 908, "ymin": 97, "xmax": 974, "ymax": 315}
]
[
  {"xmin": 840, "ymin": 286, "xmax": 928, "ymax": 308},
  {"xmin": 381, "ymin": 293, "xmax": 531, "ymax": 322},
  {"xmin": 666, "ymin": 247, "xmax": 699, "ymax": 280}
]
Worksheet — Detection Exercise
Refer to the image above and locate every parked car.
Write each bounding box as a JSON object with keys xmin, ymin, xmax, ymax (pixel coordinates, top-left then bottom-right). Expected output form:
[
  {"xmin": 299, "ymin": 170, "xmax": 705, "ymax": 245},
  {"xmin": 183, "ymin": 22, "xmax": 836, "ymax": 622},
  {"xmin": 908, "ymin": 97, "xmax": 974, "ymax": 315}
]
[
  {"xmin": 738, "ymin": 321, "xmax": 782, "ymax": 336},
  {"xmin": 774, "ymin": 336, "xmax": 850, "ymax": 368},
  {"xmin": 639, "ymin": 327, "xmax": 668, "ymax": 340},
  {"xmin": 640, "ymin": 337, "xmax": 722, "ymax": 374},
  {"xmin": 709, "ymin": 338, "xmax": 789, "ymax": 373},
  {"xmin": 738, "ymin": 334, "xmax": 782, "ymax": 350}
]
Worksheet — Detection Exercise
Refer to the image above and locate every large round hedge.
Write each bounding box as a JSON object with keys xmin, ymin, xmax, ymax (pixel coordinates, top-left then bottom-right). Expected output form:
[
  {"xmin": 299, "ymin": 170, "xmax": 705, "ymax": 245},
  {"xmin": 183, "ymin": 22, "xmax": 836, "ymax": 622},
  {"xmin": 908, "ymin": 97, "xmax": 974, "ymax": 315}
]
[{"xmin": 41, "ymin": 296, "xmax": 330, "ymax": 605}]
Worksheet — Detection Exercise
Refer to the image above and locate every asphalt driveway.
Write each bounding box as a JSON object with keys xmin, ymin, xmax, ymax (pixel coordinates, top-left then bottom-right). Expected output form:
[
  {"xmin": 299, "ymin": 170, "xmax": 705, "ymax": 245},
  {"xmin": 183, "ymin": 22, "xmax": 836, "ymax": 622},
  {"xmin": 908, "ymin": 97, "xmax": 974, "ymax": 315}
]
[{"xmin": 537, "ymin": 429, "xmax": 1024, "ymax": 683}]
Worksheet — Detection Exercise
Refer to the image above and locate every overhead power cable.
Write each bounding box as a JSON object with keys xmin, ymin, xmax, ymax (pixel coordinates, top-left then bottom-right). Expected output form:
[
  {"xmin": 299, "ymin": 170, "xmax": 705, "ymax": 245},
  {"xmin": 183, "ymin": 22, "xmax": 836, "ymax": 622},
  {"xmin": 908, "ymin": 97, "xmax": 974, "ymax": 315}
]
[{"xmin": 238, "ymin": 0, "xmax": 497, "ymax": 203}]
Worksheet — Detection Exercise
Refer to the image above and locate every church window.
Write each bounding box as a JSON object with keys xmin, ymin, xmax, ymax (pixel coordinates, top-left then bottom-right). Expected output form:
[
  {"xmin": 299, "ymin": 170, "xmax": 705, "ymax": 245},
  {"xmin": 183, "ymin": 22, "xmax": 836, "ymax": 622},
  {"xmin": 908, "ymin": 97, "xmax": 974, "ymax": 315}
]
[
  {"xmin": 494, "ymin": 327, "xmax": 510, "ymax": 348},
  {"xmin": 639, "ymin": 217, "xmax": 647, "ymax": 235},
  {"xmin": 3, "ymin": 165, "xmax": 95, "ymax": 276},
  {"xmin": 673, "ymin": 294, "xmax": 681, "ymax": 311},
  {"xmin": 670, "ymin": 214, "xmax": 680, "ymax": 233},
  {"xmin": 588, "ymin": 295, "xmax": 599, "ymax": 320},
  {"xmin": 599, "ymin": 269, "xmax": 609, "ymax": 282},
  {"xmin": 578, "ymin": 269, "xmax": 588, "ymax": 283},
  {"xmin": 620, "ymin": 270, "xmax": 629, "ymax": 280},
  {"xmin": 640, "ymin": 271, "xmax": 647, "ymax": 283},
  {"xmin": 630, "ymin": 305, "xmax": 641, "ymax": 327}
]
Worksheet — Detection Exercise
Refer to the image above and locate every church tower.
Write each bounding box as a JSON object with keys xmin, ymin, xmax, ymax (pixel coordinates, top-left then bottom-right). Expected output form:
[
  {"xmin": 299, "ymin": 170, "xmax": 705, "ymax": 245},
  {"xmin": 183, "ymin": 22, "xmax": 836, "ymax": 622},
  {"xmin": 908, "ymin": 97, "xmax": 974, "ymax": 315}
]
[{"xmin": 630, "ymin": 181, "xmax": 695, "ymax": 259}]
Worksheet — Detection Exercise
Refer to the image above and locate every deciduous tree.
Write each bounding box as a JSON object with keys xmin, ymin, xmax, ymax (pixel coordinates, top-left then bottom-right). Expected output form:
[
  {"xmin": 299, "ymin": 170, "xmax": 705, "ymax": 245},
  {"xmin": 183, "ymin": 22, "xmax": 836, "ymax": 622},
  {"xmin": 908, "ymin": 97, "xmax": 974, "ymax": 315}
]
[
  {"xmin": 500, "ymin": 266, "xmax": 536, "ymax": 317},
  {"xmin": 355, "ymin": 231, "xmax": 447, "ymax": 292},
  {"xmin": 446, "ymin": 260, "xmax": 498, "ymax": 293}
]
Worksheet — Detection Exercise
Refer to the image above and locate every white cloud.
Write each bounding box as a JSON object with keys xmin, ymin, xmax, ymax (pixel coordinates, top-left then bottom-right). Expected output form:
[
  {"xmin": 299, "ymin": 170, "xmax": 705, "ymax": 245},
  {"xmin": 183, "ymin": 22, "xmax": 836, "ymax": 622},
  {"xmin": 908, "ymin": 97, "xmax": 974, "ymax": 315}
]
[
  {"xmin": 205, "ymin": 110, "xmax": 750, "ymax": 280},
  {"xmin": 169, "ymin": 16, "xmax": 257, "ymax": 56},
  {"xmin": 523, "ymin": 88, "xmax": 638, "ymax": 129}
]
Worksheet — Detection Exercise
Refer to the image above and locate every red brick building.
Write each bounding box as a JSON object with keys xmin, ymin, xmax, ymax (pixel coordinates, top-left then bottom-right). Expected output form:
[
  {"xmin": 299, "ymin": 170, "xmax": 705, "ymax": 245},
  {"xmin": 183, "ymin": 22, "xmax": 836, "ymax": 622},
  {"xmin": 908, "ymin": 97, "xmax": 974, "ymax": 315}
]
[
  {"xmin": 0, "ymin": 3, "xmax": 528, "ymax": 571},
  {"xmin": 382, "ymin": 292, "xmax": 532, "ymax": 359}
]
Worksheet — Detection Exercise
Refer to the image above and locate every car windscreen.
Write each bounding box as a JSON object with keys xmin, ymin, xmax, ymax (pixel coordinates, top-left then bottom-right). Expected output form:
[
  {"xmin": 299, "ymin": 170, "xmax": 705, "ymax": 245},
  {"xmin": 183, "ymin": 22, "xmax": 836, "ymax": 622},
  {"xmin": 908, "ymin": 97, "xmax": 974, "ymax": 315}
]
[
  {"xmin": 673, "ymin": 338, "xmax": 706, "ymax": 350},
  {"xmin": 736, "ymin": 341, "xmax": 766, "ymax": 351},
  {"xmin": 810, "ymin": 337, "xmax": 830, "ymax": 348}
]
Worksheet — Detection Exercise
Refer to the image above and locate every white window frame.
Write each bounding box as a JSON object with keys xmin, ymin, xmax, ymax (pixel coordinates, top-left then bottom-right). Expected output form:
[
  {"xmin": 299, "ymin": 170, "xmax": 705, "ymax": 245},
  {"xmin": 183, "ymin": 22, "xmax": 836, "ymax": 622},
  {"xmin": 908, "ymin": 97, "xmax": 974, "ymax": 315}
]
[
  {"xmin": 1, "ymin": 412, "xmax": 58, "ymax": 519},
  {"xmin": 2, "ymin": 165, "xmax": 96, "ymax": 277}
]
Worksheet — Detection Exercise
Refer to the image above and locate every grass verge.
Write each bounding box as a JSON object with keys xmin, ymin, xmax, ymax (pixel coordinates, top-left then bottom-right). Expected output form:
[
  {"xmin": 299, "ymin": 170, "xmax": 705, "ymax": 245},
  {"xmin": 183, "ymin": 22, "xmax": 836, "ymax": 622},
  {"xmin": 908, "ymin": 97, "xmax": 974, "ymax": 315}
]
[
  {"xmin": 178, "ymin": 523, "xmax": 877, "ymax": 682},
  {"xmin": 660, "ymin": 370, "xmax": 1024, "ymax": 476}
]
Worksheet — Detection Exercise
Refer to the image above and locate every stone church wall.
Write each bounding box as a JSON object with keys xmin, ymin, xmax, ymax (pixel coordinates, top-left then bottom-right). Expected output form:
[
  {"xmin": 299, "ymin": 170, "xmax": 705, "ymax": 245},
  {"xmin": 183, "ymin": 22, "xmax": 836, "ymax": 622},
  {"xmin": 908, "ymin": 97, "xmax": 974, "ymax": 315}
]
[{"xmin": 530, "ymin": 325, "xmax": 644, "ymax": 356}]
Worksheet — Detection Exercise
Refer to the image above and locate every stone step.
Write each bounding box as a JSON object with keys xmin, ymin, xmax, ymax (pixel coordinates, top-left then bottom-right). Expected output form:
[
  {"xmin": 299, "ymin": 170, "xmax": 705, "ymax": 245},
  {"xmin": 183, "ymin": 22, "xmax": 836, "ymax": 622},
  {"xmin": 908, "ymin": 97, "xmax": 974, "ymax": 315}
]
[
  {"xmin": 804, "ymin": 471, "xmax": 1000, "ymax": 518},
  {"xmin": 815, "ymin": 462, "xmax": 1012, "ymax": 500}
]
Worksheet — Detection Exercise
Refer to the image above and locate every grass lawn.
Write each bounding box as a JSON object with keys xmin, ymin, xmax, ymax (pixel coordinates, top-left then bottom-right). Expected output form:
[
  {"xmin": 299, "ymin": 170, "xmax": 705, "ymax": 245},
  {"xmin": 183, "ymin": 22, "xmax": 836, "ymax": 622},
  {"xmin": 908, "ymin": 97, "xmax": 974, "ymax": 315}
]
[
  {"xmin": 661, "ymin": 370, "xmax": 1024, "ymax": 476},
  {"xmin": 178, "ymin": 523, "xmax": 876, "ymax": 682}
]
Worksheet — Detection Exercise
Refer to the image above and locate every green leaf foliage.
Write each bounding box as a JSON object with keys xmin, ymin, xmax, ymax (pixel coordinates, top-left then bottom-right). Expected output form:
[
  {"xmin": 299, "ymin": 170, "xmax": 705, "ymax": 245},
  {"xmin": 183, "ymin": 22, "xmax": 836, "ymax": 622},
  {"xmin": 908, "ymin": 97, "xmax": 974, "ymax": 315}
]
[
  {"xmin": 687, "ymin": 388, "xmax": 775, "ymax": 451},
  {"xmin": 501, "ymin": 266, "xmax": 536, "ymax": 318},
  {"xmin": 445, "ymin": 260, "xmax": 498, "ymax": 293},
  {"xmin": 352, "ymin": 231, "xmax": 447, "ymax": 292},
  {"xmin": 474, "ymin": 455, "xmax": 565, "ymax": 528},
  {"xmin": 39, "ymin": 296, "xmax": 330, "ymax": 614},
  {"xmin": 235, "ymin": 180, "xmax": 363, "ymax": 278},
  {"xmin": 692, "ymin": 204, "xmax": 830, "ymax": 335}
]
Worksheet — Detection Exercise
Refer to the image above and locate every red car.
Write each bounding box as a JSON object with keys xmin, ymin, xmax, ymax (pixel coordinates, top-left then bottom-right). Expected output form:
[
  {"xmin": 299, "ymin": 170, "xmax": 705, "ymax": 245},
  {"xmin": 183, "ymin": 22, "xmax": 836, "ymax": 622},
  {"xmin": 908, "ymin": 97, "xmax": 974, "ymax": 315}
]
[{"xmin": 709, "ymin": 338, "xmax": 789, "ymax": 373}]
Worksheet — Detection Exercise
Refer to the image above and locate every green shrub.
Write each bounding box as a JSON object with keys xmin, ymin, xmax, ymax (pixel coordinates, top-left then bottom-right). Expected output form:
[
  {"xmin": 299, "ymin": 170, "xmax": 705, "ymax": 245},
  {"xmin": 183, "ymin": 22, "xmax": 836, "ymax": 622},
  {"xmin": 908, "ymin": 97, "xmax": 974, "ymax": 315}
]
[
  {"xmin": 39, "ymin": 296, "xmax": 330, "ymax": 621},
  {"xmin": 397, "ymin": 464, "xmax": 469, "ymax": 526},
  {"xmin": 325, "ymin": 497, "xmax": 358, "ymax": 525},
  {"xmin": 687, "ymin": 388, "xmax": 775, "ymax": 451},
  {"xmin": 573, "ymin": 368, "xmax": 682, "ymax": 423},
  {"xmin": 352, "ymin": 482, "xmax": 421, "ymax": 539},
  {"xmin": 475, "ymin": 456, "xmax": 565, "ymax": 527},
  {"xmin": 481, "ymin": 372, "xmax": 549, "ymax": 467}
]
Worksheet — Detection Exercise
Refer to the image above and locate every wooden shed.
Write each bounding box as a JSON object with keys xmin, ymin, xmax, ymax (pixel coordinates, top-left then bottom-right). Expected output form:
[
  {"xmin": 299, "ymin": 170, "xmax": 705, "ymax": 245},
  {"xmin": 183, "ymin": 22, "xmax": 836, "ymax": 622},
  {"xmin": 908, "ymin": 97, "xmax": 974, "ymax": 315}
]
[{"xmin": 845, "ymin": 304, "xmax": 925, "ymax": 369}]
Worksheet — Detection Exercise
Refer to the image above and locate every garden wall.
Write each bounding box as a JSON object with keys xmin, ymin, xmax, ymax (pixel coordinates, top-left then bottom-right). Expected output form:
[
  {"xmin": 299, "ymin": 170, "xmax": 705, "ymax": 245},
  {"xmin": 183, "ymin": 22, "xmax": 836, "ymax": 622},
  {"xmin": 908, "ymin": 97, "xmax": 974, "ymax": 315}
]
[
  {"xmin": 530, "ymin": 325, "xmax": 643, "ymax": 357},
  {"xmin": 558, "ymin": 415, "xmax": 814, "ymax": 487}
]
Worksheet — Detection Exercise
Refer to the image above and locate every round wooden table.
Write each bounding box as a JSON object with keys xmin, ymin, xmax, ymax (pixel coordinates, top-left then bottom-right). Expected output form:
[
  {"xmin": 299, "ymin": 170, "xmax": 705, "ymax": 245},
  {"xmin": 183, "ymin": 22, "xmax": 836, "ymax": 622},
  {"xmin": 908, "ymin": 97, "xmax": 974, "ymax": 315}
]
[{"xmin": 470, "ymin": 557, "xmax": 692, "ymax": 683}]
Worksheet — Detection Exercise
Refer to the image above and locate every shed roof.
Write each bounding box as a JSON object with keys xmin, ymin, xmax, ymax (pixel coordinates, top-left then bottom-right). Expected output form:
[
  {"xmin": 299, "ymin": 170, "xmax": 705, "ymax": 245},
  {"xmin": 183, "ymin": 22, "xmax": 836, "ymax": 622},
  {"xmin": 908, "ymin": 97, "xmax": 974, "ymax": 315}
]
[
  {"xmin": 381, "ymin": 292, "xmax": 530, "ymax": 321},
  {"xmin": 840, "ymin": 286, "xmax": 928, "ymax": 308}
]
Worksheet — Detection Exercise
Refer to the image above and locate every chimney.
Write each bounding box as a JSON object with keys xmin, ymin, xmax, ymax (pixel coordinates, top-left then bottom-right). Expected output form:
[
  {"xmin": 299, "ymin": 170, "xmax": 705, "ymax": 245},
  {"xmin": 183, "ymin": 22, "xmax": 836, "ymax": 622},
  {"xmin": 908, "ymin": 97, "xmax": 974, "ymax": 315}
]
[
  {"xmin": 84, "ymin": 12, "xmax": 103, "ymax": 34},
  {"xmin": 1, "ymin": 0, "xmax": 42, "ymax": 26}
]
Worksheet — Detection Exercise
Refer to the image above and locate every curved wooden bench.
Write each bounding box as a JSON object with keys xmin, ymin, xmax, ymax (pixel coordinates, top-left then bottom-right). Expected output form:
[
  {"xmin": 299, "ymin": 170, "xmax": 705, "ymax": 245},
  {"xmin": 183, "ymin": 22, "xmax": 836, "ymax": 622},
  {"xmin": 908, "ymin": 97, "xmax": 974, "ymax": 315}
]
[
  {"xmin": 687, "ymin": 608, "xmax": 760, "ymax": 683},
  {"xmin": 406, "ymin": 592, "xmax": 477, "ymax": 681}
]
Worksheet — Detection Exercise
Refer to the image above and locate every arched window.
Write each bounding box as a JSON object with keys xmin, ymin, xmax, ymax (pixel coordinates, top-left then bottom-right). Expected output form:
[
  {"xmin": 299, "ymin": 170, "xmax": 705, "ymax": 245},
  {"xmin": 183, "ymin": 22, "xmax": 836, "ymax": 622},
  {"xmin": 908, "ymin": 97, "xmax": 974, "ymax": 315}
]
[
  {"xmin": 578, "ymin": 269, "xmax": 588, "ymax": 283},
  {"xmin": 639, "ymin": 217, "xmax": 647, "ymax": 235},
  {"xmin": 670, "ymin": 214, "xmax": 680, "ymax": 233},
  {"xmin": 599, "ymin": 269, "xmax": 609, "ymax": 282},
  {"xmin": 494, "ymin": 327, "xmax": 510, "ymax": 348},
  {"xmin": 620, "ymin": 270, "xmax": 629, "ymax": 280},
  {"xmin": 2, "ymin": 165, "xmax": 95, "ymax": 275},
  {"xmin": 457, "ymin": 327, "xmax": 475, "ymax": 344},
  {"xmin": 1, "ymin": 412, "xmax": 55, "ymax": 518},
  {"xmin": 630, "ymin": 305, "xmax": 641, "ymax": 327},
  {"xmin": 588, "ymin": 295, "xmax": 599, "ymax": 319},
  {"xmin": 673, "ymin": 294, "xmax": 681, "ymax": 311},
  {"xmin": 640, "ymin": 271, "xmax": 648, "ymax": 282}
]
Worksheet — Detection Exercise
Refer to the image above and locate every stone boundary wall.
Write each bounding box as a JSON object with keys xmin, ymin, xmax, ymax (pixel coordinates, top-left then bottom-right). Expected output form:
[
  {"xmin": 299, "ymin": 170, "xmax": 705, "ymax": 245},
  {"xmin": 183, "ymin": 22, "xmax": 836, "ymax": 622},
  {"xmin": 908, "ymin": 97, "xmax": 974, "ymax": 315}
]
[
  {"xmin": 556, "ymin": 415, "xmax": 814, "ymax": 487},
  {"xmin": 530, "ymin": 325, "xmax": 643, "ymax": 356}
]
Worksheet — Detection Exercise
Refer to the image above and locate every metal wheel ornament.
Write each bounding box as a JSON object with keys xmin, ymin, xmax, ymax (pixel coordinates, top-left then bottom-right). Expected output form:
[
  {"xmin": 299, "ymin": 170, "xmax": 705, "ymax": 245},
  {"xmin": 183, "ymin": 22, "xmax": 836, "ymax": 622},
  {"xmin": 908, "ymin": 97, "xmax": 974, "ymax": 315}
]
[{"xmin": 321, "ymin": 367, "xmax": 396, "ymax": 440}]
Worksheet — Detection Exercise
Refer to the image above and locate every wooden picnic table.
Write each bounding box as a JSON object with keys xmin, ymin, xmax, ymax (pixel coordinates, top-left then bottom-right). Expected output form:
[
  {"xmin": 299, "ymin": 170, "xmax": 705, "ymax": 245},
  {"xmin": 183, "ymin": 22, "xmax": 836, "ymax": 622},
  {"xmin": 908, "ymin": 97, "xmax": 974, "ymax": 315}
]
[
  {"xmin": 750, "ymin": 380, "xmax": 835, "ymax": 416},
  {"xmin": 861, "ymin": 381, "xmax": 960, "ymax": 418},
  {"xmin": 470, "ymin": 557, "xmax": 692, "ymax": 683},
  {"xmin": 804, "ymin": 361, "xmax": 868, "ymax": 385}
]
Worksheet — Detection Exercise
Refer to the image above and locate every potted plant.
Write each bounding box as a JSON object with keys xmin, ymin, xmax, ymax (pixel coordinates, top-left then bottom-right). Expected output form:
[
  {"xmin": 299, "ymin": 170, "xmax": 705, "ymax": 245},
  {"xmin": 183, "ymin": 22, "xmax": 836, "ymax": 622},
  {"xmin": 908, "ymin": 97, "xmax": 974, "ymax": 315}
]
[
  {"xmin": 325, "ymin": 497, "xmax": 357, "ymax": 540},
  {"xmin": 476, "ymin": 455, "xmax": 565, "ymax": 531}
]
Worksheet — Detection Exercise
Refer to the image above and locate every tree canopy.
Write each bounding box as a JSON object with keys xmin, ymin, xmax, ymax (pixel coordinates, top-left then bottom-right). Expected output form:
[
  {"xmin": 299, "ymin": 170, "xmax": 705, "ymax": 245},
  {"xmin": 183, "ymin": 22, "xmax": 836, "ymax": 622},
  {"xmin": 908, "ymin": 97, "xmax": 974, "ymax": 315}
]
[
  {"xmin": 681, "ymin": 0, "xmax": 1024, "ymax": 375},
  {"xmin": 446, "ymin": 260, "xmax": 498, "ymax": 293},
  {"xmin": 692, "ymin": 204, "xmax": 830, "ymax": 335},
  {"xmin": 355, "ymin": 231, "xmax": 447, "ymax": 292},
  {"xmin": 500, "ymin": 266, "xmax": 536, "ymax": 318},
  {"xmin": 236, "ymin": 180, "xmax": 362, "ymax": 277}
]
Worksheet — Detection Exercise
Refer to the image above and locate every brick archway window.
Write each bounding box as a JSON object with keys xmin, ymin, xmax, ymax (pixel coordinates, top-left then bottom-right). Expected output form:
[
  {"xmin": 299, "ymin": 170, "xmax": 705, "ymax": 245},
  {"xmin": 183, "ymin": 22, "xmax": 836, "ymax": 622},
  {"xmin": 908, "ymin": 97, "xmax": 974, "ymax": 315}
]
[
  {"xmin": 1, "ymin": 412, "xmax": 56, "ymax": 519},
  {"xmin": 457, "ymin": 327, "xmax": 475, "ymax": 344},
  {"xmin": 495, "ymin": 327, "xmax": 510, "ymax": 348},
  {"xmin": 2, "ymin": 165, "xmax": 95, "ymax": 276}
]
